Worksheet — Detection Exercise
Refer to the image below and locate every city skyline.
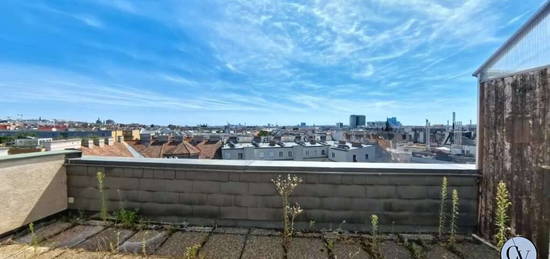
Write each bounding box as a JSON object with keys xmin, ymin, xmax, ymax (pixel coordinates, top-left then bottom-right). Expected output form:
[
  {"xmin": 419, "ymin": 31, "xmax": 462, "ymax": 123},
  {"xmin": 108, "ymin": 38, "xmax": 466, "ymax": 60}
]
[{"xmin": 1, "ymin": 0, "xmax": 545, "ymax": 125}]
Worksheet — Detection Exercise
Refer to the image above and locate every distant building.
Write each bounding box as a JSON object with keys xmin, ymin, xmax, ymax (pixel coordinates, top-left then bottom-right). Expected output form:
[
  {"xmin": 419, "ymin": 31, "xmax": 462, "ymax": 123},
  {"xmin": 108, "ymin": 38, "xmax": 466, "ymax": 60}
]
[
  {"xmin": 0, "ymin": 147, "xmax": 8, "ymax": 156},
  {"xmin": 349, "ymin": 115, "xmax": 366, "ymax": 128},
  {"xmin": 329, "ymin": 141, "xmax": 375, "ymax": 162},
  {"xmin": 222, "ymin": 139, "xmax": 375, "ymax": 162},
  {"xmin": 386, "ymin": 117, "xmax": 402, "ymax": 128},
  {"xmin": 14, "ymin": 138, "xmax": 52, "ymax": 148},
  {"xmin": 123, "ymin": 129, "xmax": 141, "ymax": 141},
  {"xmin": 44, "ymin": 139, "xmax": 81, "ymax": 151},
  {"xmin": 300, "ymin": 122, "xmax": 306, "ymax": 127},
  {"xmin": 336, "ymin": 122, "xmax": 344, "ymax": 128}
]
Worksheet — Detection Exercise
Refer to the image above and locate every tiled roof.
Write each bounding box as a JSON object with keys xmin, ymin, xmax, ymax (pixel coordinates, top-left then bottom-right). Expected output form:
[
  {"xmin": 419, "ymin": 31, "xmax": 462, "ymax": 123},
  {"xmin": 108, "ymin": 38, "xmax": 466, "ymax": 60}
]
[
  {"xmin": 164, "ymin": 141, "xmax": 200, "ymax": 156},
  {"xmin": 129, "ymin": 140, "xmax": 199, "ymax": 158},
  {"xmin": 196, "ymin": 140, "xmax": 222, "ymax": 159},
  {"xmin": 81, "ymin": 143, "xmax": 132, "ymax": 157}
]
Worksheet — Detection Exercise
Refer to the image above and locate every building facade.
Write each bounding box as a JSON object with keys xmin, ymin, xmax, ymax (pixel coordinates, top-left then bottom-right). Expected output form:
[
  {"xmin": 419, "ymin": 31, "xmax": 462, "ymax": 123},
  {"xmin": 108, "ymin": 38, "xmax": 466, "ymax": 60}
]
[{"xmin": 349, "ymin": 115, "xmax": 366, "ymax": 128}]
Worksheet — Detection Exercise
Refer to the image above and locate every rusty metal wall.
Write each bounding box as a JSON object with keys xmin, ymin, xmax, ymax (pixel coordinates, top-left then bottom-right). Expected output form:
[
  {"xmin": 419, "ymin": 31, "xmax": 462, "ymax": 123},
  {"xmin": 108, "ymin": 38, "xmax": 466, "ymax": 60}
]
[{"xmin": 478, "ymin": 67, "xmax": 550, "ymax": 250}]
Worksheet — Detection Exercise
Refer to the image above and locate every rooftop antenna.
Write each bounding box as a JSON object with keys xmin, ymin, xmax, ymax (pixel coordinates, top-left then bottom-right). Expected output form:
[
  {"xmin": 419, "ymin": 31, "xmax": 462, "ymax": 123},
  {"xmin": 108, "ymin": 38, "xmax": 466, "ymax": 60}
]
[{"xmin": 425, "ymin": 119, "xmax": 431, "ymax": 149}]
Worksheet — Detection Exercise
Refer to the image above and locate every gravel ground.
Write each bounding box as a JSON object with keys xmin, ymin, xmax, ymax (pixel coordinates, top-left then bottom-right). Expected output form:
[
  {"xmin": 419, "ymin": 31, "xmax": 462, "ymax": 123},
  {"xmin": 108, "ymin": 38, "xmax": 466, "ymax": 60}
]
[
  {"xmin": 43, "ymin": 225, "xmax": 105, "ymax": 248},
  {"xmin": 241, "ymin": 235, "xmax": 284, "ymax": 259},
  {"xmin": 75, "ymin": 227, "xmax": 135, "ymax": 252},
  {"xmin": 155, "ymin": 231, "xmax": 209, "ymax": 257},
  {"xmin": 199, "ymin": 234, "xmax": 246, "ymax": 259},
  {"xmin": 118, "ymin": 230, "xmax": 168, "ymax": 255},
  {"xmin": 0, "ymin": 220, "xmax": 502, "ymax": 259},
  {"xmin": 379, "ymin": 241, "xmax": 412, "ymax": 259},
  {"xmin": 332, "ymin": 239, "xmax": 371, "ymax": 259},
  {"xmin": 15, "ymin": 222, "xmax": 73, "ymax": 244},
  {"xmin": 287, "ymin": 237, "xmax": 329, "ymax": 259}
]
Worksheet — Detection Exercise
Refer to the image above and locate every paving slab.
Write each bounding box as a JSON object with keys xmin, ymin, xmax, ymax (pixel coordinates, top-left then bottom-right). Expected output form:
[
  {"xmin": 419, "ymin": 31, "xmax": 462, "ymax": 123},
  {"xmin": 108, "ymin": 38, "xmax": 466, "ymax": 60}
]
[
  {"xmin": 186, "ymin": 226, "xmax": 213, "ymax": 232},
  {"xmin": 118, "ymin": 230, "xmax": 168, "ymax": 255},
  {"xmin": 9, "ymin": 246, "xmax": 56, "ymax": 259},
  {"xmin": 241, "ymin": 235, "xmax": 284, "ymax": 259},
  {"xmin": 29, "ymin": 248, "xmax": 67, "ymax": 259},
  {"xmin": 16, "ymin": 222, "xmax": 73, "ymax": 244},
  {"xmin": 287, "ymin": 237, "xmax": 328, "ymax": 259},
  {"xmin": 45, "ymin": 225, "xmax": 105, "ymax": 248},
  {"xmin": 155, "ymin": 231, "xmax": 209, "ymax": 257},
  {"xmin": 199, "ymin": 234, "xmax": 246, "ymax": 259},
  {"xmin": 75, "ymin": 228, "xmax": 136, "ymax": 252},
  {"xmin": 380, "ymin": 241, "xmax": 411, "ymax": 259},
  {"xmin": 332, "ymin": 239, "xmax": 370, "ymax": 259},
  {"xmin": 425, "ymin": 245, "xmax": 460, "ymax": 259},
  {"xmin": 398, "ymin": 234, "xmax": 434, "ymax": 242},
  {"xmin": 0, "ymin": 244, "xmax": 28, "ymax": 258},
  {"xmin": 454, "ymin": 242, "xmax": 499, "ymax": 259}
]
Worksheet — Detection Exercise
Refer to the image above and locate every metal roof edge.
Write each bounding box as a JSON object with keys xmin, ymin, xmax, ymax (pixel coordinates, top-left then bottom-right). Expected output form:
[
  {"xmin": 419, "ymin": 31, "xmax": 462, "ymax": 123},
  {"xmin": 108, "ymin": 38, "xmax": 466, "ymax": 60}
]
[{"xmin": 473, "ymin": 1, "xmax": 550, "ymax": 77}]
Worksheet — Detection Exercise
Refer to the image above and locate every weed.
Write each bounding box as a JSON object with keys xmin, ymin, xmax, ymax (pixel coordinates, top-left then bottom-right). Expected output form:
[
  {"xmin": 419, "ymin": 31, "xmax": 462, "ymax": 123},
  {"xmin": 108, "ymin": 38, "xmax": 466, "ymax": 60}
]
[
  {"xmin": 448, "ymin": 189, "xmax": 459, "ymax": 247},
  {"xmin": 272, "ymin": 174, "xmax": 303, "ymax": 249},
  {"xmin": 369, "ymin": 214, "xmax": 381, "ymax": 258},
  {"xmin": 405, "ymin": 240, "xmax": 425, "ymax": 259},
  {"xmin": 114, "ymin": 208, "xmax": 139, "ymax": 228},
  {"xmin": 184, "ymin": 243, "xmax": 202, "ymax": 259},
  {"xmin": 28, "ymin": 223, "xmax": 39, "ymax": 248},
  {"xmin": 308, "ymin": 220, "xmax": 316, "ymax": 231},
  {"xmin": 438, "ymin": 177, "xmax": 448, "ymax": 240},
  {"xmin": 96, "ymin": 171, "xmax": 108, "ymax": 221},
  {"xmin": 495, "ymin": 181, "xmax": 511, "ymax": 250}
]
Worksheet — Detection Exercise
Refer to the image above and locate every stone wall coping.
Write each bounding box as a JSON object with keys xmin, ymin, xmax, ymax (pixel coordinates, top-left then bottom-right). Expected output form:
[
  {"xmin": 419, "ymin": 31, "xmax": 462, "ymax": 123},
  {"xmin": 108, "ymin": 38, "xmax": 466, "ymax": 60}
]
[
  {"xmin": 0, "ymin": 150, "xmax": 81, "ymax": 162},
  {"xmin": 68, "ymin": 156, "xmax": 478, "ymax": 176}
]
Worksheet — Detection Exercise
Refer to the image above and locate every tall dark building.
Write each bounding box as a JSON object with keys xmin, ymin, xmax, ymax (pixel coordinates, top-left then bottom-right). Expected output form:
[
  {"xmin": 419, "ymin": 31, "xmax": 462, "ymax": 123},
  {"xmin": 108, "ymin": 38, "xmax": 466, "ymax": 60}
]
[{"xmin": 349, "ymin": 115, "xmax": 366, "ymax": 128}]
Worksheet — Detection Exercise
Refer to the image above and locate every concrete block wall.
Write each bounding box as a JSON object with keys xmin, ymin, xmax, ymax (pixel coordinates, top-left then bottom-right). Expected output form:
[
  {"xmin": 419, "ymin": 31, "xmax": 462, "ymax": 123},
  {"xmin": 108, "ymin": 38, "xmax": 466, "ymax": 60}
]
[{"xmin": 66, "ymin": 158, "xmax": 479, "ymax": 233}]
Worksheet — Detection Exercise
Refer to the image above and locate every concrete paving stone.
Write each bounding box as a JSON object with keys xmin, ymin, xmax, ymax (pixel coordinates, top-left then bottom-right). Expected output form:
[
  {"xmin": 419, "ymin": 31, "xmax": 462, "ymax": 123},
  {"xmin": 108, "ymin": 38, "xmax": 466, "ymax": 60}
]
[
  {"xmin": 241, "ymin": 236, "xmax": 284, "ymax": 259},
  {"xmin": 45, "ymin": 225, "xmax": 105, "ymax": 248},
  {"xmin": 425, "ymin": 245, "xmax": 460, "ymax": 259},
  {"xmin": 118, "ymin": 230, "xmax": 168, "ymax": 255},
  {"xmin": 212, "ymin": 227, "xmax": 249, "ymax": 235},
  {"xmin": 380, "ymin": 241, "xmax": 412, "ymax": 259},
  {"xmin": 29, "ymin": 248, "xmax": 66, "ymax": 259},
  {"xmin": 0, "ymin": 244, "xmax": 28, "ymax": 258},
  {"xmin": 332, "ymin": 239, "xmax": 370, "ymax": 259},
  {"xmin": 287, "ymin": 237, "xmax": 329, "ymax": 259},
  {"xmin": 249, "ymin": 228, "xmax": 281, "ymax": 236},
  {"xmin": 75, "ymin": 228, "xmax": 136, "ymax": 252},
  {"xmin": 155, "ymin": 231, "xmax": 209, "ymax": 258},
  {"xmin": 199, "ymin": 234, "xmax": 246, "ymax": 259},
  {"xmin": 16, "ymin": 222, "xmax": 73, "ymax": 244},
  {"xmin": 8, "ymin": 246, "xmax": 54, "ymax": 259},
  {"xmin": 454, "ymin": 242, "xmax": 499, "ymax": 259}
]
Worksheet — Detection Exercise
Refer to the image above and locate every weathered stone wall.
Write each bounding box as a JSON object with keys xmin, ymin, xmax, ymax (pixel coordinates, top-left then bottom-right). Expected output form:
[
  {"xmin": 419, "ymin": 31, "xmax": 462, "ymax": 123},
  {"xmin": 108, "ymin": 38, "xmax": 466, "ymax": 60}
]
[
  {"xmin": 478, "ymin": 67, "xmax": 550, "ymax": 249},
  {"xmin": 67, "ymin": 158, "xmax": 479, "ymax": 233},
  {"xmin": 0, "ymin": 151, "xmax": 79, "ymax": 235}
]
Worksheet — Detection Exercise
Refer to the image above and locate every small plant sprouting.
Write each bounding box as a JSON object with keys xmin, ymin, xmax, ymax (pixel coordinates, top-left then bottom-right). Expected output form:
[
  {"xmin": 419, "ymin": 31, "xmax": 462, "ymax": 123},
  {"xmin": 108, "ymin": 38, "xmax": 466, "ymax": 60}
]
[
  {"xmin": 96, "ymin": 171, "xmax": 108, "ymax": 221},
  {"xmin": 114, "ymin": 208, "xmax": 139, "ymax": 228},
  {"xmin": 370, "ymin": 214, "xmax": 381, "ymax": 258},
  {"xmin": 29, "ymin": 222, "xmax": 39, "ymax": 248},
  {"xmin": 272, "ymin": 174, "xmax": 303, "ymax": 249},
  {"xmin": 141, "ymin": 231, "xmax": 148, "ymax": 256},
  {"xmin": 448, "ymin": 189, "xmax": 459, "ymax": 246},
  {"xmin": 184, "ymin": 243, "xmax": 202, "ymax": 259},
  {"xmin": 438, "ymin": 176, "xmax": 448, "ymax": 240},
  {"xmin": 495, "ymin": 181, "xmax": 511, "ymax": 250}
]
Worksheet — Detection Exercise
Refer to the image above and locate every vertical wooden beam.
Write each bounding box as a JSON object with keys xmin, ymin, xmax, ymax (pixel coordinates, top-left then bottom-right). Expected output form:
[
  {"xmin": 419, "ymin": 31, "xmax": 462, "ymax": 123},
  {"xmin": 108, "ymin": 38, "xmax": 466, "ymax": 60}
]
[{"xmin": 539, "ymin": 166, "xmax": 550, "ymax": 259}]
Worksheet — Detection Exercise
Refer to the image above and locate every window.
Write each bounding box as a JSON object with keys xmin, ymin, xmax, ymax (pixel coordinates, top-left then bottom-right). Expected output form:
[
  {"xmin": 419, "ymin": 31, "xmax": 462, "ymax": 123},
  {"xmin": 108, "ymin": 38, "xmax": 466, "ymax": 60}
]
[
  {"xmin": 238, "ymin": 153, "xmax": 243, "ymax": 159},
  {"xmin": 322, "ymin": 150, "xmax": 326, "ymax": 155},
  {"xmin": 288, "ymin": 151, "xmax": 292, "ymax": 157},
  {"xmin": 226, "ymin": 153, "xmax": 230, "ymax": 159},
  {"xmin": 305, "ymin": 150, "xmax": 309, "ymax": 156},
  {"xmin": 353, "ymin": 154, "xmax": 357, "ymax": 162},
  {"xmin": 365, "ymin": 154, "xmax": 369, "ymax": 160},
  {"xmin": 332, "ymin": 152, "xmax": 335, "ymax": 158},
  {"xmin": 259, "ymin": 152, "xmax": 264, "ymax": 158},
  {"xmin": 279, "ymin": 151, "xmax": 283, "ymax": 157}
]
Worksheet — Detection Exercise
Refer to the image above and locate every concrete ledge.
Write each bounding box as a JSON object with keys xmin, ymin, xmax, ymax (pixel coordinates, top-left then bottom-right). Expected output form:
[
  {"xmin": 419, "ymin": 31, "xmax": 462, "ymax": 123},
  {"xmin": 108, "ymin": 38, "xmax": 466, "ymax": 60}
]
[{"xmin": 68, "ymin": 156, "xmax": 478, "ymax": 175}]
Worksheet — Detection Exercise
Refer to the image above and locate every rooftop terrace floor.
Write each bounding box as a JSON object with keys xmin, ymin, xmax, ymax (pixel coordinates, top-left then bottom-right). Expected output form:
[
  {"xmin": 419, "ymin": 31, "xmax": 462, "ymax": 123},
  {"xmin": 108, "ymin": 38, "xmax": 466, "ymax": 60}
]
[{"xmin": 0, "ymin": 216, "xmax": 498, "ymax": 259}]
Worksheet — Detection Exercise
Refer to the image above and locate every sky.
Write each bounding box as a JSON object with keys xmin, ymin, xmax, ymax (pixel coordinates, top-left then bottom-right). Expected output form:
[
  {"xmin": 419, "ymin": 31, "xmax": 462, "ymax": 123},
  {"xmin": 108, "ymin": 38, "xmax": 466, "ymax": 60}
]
[{"xmin": 0, "ymin": 0, "xmax": 546, "ymax": 126}]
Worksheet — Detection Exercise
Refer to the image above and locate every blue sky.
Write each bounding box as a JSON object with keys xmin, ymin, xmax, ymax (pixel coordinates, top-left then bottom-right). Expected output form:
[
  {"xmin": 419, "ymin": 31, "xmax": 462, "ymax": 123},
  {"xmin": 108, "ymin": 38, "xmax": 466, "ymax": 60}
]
[{"xmin": 0, "ymin": 0, "xmax": 545, "ymax": 126}]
